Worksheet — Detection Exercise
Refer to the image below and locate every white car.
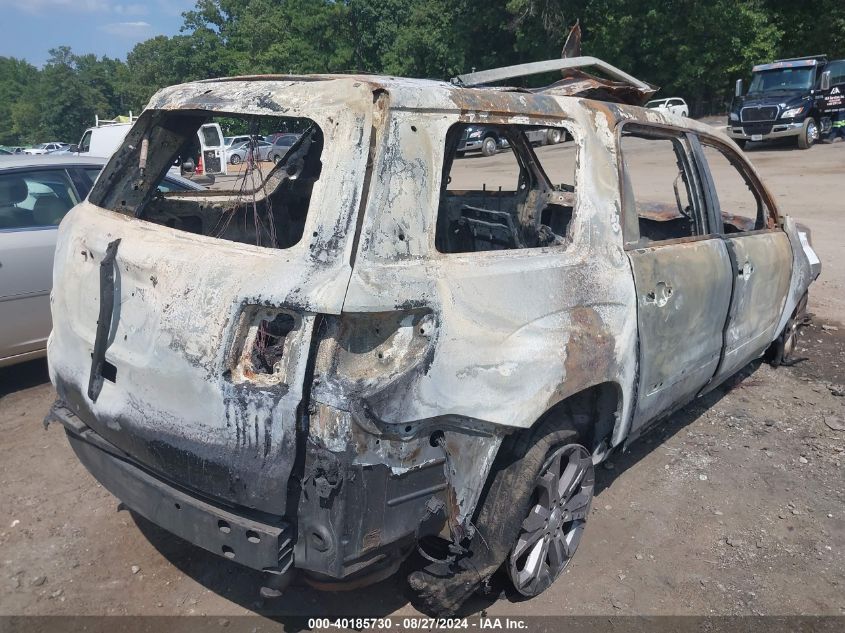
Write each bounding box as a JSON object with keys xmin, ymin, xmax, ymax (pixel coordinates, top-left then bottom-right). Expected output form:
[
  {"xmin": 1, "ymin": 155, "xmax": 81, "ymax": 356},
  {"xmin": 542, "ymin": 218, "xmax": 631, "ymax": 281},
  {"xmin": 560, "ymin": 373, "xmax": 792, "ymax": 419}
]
[
  {"xmin": 24, "ymin": 142, "xmax": 69, "ymax": 155},
  {"xmin": 645, "ymin": 97, "xmax": 689, "ymax": 117}
]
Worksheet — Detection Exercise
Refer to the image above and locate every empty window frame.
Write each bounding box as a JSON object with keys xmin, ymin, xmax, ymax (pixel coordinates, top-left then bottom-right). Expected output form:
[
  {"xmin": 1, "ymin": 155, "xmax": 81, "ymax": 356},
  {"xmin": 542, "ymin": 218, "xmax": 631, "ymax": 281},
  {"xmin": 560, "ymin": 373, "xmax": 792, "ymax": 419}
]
[
  {"xmin": 89, "ymin": 112, "xmax": 321, "ymax": 250},
  {"xmin": 435, "ymin": 123, "xmax": 576, "ymax": 254},
  {"xmin": 700, "ymin": 142, "xmax": 773, "ymax": 233},
  {"xmin": 620, "ymin": 128, "xmax": 707, "ymax": 245}
]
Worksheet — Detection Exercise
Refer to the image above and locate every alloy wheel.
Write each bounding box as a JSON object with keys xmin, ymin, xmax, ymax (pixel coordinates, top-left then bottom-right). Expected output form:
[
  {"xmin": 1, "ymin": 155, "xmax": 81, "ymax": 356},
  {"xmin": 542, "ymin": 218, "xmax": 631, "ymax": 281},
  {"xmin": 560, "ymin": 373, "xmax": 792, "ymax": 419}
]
[
  {"xmin": 507, "ymin": 444, "xmax": 595, "ymax": 597},
  {"xmin": 808, "ymin": 120, "xmax": 819, "ymax": 144}
]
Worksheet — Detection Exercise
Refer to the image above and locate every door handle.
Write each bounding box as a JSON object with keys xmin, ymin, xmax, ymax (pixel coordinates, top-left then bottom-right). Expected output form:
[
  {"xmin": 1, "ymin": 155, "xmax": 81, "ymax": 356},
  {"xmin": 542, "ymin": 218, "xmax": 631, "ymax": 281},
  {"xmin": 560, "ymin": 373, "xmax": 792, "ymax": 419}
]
[
  {"xmin": 740, "ymin": 261, "xmax": 754, "ymax": 280},
  {"xmin": 643, "ymin": 281, "xmax": 673, "ymax": 307}
]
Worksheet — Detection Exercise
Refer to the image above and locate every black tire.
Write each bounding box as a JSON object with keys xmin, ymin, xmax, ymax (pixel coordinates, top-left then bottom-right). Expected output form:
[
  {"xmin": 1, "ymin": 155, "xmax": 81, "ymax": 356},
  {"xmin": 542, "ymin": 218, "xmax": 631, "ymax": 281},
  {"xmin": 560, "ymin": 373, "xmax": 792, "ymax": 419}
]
[
  {"xmin": 481, "ymin": 136, "xmax": 498, "ymax": 157},
  {"xmin": 735, "ymin": 139, "xmax": 747, "ymax": 150},
  {"xmin": 506, "ymin": 442, "xmax": 594, "ymax": 596},
  {"xmin": 797, "ymin": 118, "xmax": 818, "ymax": 150},
  {"xmin": 545, "ymin": 129, "xmax": 562, "ymax": 145},
  {"xmin": 230, "ymin": 154, "xmax": 242, "ymax": 165},
  {"xmin": 272, "ymin": 153, "xmax": 281, "ymax": 164},
  {"xmin": 455, "ymin": 151, "xmax": 466, "ymax": 158},
  {"xmin": 765, "ymin": 293, "xmax": 808, "ymax": 366},
  {"xmin": 408, "ymin": 413, "xmax": 593, "ymax": 614}
]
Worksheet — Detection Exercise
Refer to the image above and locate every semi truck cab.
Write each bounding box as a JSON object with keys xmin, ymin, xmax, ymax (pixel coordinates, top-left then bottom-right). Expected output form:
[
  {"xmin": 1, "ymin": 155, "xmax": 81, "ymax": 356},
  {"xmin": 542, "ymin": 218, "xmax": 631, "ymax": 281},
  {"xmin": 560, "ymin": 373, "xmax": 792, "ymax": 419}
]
[{"xmin": 727, "ymin": 55, "xmax": 844, "ymax": 150}]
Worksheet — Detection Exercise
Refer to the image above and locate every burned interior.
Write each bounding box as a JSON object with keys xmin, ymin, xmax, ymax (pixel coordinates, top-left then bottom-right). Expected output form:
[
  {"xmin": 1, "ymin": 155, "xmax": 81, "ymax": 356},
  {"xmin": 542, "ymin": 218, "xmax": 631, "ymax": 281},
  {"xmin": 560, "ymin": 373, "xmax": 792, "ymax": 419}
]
[
  {"xmin": 89, "ymin": 111, "xmax": 323, "ymax": 250},
  {"xmin": 436, "ymin": 123, "xmax": 576, "ymax": 253}
]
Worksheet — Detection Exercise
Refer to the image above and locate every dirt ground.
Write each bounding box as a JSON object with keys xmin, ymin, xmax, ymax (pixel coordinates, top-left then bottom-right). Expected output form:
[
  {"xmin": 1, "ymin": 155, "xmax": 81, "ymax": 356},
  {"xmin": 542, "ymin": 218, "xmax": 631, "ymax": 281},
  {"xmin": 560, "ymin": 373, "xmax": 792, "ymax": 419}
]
[{"xmin": 1, "ymin": 125, "xmax": 844, "ymax": 619}]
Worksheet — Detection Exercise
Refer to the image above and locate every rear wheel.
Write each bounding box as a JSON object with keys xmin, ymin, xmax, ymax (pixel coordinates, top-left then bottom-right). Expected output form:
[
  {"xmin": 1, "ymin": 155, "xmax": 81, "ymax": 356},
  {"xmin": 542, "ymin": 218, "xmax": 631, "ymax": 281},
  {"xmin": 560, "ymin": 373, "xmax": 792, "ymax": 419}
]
[
  {"xmin": 735, "ymin": 139, "xmax": 747, "ymax": 150},
  {"xmin": 481, "ymin": 136, "xmax": 498, "ymax": 157},
  {"xmin": 408, "ymin": 414, "xmax": 593, "ymax": 615},
  {"xmin": 545, "ymin": 129, "xmax": 562, "ymax": 145},
  {"xmin": 797, "ymin": 118, "xmax": 818, "ymax": 150},
  {"xmin": 507, "ymin": 444, "xmax": 594, "ymax": 596},
  {"xmin": 230, "ymin": 154, "xmax": 242, "ymax": 165},
  {"xmin": 766, "ymin": 293, "xmax": 808, "ymax": 366}
]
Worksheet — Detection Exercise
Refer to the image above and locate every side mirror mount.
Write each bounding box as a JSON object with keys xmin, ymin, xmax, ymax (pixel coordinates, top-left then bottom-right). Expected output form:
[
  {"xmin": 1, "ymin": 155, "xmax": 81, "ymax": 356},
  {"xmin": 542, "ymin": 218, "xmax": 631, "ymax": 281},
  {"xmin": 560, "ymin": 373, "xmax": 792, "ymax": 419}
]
[
  {"xmin": 821, "ymin": 70, "xmax": 831, "ymax": 92},
  {"xmin": 735, "ymin": 79, "xmax": 743, "ymax": 97}
]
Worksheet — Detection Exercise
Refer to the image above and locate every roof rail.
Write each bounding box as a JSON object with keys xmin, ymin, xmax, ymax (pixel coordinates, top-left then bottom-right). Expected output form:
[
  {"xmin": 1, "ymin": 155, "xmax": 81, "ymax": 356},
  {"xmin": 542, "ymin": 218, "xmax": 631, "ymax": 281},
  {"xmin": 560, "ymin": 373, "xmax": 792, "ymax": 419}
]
[
  {"xmin": 452, "ymin": 56, "xmax": 651, "ymax": 91},
  {"xmin": 94, "ymin": 112, "xmax": 137, "ymax": 127},
  {"xmin": 772, "ymin": 54, "xmax": 827, "ymax": 64}
]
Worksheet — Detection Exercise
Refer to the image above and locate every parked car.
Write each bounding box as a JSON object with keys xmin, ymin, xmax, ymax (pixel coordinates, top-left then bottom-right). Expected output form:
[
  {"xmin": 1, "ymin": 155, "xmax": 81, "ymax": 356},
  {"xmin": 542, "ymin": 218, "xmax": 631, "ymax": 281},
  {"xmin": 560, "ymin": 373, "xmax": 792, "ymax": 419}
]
[
  {"xmin": 23, "ymin": 142, "xmax": 69, "ymax": 155},
  {"xmin": 48, "ymin": 144, "xmax": 79, "ymax": 155},
  {"xmin": 0, "ymin": 156, "xmax": 202, "ymax": 368},
  {"xmin": 0, "ymin": 148, "xmax": 10, "ymax": 155},
  {"xmin": 44, "ymin": 56, "xmax": 820, "ymax": 616},
  {"xmin": 224, "ymin": 134, "xmax": 255, "ymax": 147},
  {"xmin": 645, "ymin": 97, "xmax": 689, "ymax": 117},
  {"xmin": 267, "ymin": 134, "xmax": 300, "ymax": 163},
  {"xmin": 456, "ymin": 125, "xmax": 564, "ymax": 157},
  {"xmin": 223, "ymin": 135, "xmax": 260, "ymax": 163},
  {"xmin": 266, "ymin": 132, "xmax": 298, "ymax": 143},
  {"xmin": 227, "ymin": 139, "xmax": 274, "ymax": 164}
]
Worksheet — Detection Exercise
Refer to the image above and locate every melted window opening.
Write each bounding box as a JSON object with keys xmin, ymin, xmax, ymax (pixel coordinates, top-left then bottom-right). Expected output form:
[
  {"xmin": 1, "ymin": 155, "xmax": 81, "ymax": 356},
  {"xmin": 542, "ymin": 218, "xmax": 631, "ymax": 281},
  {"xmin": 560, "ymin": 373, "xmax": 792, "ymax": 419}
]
[
  {"xmin": 90, "ymin": 111, "xmax": 322, "ymax": 250},
  {"xmin": 435, "ymin": 122, "xmax": 576, "ymax": 254}
]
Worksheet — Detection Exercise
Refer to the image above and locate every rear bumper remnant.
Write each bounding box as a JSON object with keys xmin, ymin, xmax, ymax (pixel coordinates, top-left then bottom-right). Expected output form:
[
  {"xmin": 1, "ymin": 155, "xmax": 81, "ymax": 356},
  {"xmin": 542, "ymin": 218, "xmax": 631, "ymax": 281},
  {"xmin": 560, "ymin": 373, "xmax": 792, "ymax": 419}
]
[{"xmin": 47, "ymin": 402, "xmax": 294, "ymax": 573}]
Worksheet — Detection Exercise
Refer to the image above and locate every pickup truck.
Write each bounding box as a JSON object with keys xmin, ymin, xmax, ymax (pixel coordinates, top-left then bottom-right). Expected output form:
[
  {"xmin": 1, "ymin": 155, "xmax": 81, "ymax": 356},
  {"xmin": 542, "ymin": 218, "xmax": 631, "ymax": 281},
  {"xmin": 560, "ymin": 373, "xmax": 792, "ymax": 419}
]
[{"xmin": 45, "ymin": 56, "xmax": 820, "ymax": 615}]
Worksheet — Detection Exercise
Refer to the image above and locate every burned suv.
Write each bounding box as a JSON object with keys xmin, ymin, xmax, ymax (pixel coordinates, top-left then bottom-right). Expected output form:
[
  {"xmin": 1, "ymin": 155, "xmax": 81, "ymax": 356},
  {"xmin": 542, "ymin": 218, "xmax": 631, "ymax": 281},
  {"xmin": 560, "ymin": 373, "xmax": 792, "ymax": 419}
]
[{"xmin": 46, "ymin": 56, "xmax": 819, "ymax": 614}]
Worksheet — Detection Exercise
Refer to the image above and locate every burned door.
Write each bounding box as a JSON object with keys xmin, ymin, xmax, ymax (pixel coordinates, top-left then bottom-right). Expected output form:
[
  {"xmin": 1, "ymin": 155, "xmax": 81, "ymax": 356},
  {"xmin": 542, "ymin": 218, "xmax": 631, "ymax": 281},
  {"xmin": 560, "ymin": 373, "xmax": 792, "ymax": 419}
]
[
  {"xmin": 620, "ymin": 126, "xmax": 733, "ymax": 434},
  {"xmin": 697, "ymin": 140, "xmax": 791, "ymax": 385}
]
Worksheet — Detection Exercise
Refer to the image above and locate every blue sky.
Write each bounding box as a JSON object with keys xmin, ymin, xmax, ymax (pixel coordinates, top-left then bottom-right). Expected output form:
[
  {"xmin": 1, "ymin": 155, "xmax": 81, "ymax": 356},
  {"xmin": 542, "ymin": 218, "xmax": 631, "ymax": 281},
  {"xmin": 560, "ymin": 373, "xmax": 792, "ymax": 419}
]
[{"xmin": 0, "ymin": 0, "xmax": 197, "ymax": 66}]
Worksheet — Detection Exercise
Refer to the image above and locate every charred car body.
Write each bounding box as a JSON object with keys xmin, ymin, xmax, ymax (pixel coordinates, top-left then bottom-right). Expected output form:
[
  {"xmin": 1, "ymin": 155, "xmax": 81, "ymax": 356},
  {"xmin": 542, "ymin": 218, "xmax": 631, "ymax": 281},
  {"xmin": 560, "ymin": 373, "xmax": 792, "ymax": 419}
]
[{"xmin": 46, "ymin": 55, "xmax": 820, "ymax": 613}]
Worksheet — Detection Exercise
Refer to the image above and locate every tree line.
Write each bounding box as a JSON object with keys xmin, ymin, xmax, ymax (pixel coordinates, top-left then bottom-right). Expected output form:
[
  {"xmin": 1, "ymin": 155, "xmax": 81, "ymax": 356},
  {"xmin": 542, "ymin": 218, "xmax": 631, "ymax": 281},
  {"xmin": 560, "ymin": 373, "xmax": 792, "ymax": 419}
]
[{"xmin": 1, "ymin": 0, "xmax": 843, "ymax": 145}]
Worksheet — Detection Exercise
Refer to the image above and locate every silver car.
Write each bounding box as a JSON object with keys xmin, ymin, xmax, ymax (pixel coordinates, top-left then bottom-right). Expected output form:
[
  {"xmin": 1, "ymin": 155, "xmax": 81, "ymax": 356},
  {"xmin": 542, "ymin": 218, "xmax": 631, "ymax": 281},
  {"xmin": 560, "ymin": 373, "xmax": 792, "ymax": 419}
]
[
  {"xmin": 0, "ymin": 156, "xmax": 202, "ymax": 367},
  {"xmin": 227, "ymin": 140, "xmax": 273, "ymax": 164}
]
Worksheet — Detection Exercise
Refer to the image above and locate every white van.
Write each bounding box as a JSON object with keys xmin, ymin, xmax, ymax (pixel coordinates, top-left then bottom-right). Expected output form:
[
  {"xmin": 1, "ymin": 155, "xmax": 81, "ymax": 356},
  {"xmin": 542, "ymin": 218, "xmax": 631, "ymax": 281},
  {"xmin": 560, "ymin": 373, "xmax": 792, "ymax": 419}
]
[
  {"xmin": 77, "ymin": 116, "xmax": 135, "ymax": 158},
  {"xmin": 77, "ymin": 116, "xmax": 227, "ymax": 176},
  {"xmin": 197, "ymin": 123, "xmax": 228, "ymax": 176}
]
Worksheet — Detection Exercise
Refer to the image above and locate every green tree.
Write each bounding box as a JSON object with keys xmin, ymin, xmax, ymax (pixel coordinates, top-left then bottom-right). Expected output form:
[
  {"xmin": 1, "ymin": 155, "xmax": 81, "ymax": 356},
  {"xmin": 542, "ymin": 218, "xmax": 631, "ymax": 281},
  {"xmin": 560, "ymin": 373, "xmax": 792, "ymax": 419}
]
[
  {"xmin": 4, "ymin": 0, "xmax": 845, "ymax": 145},
  {"xmin": 38, "ymin": 47, "xmax": 104, "ymax": 142},
  {"xmin": 576, "ymin": 0, "xmax": 781, "ymax": 113},
  {"xmin": 0, "ymin": 57, "xmax": 38, "ymax": 144}
]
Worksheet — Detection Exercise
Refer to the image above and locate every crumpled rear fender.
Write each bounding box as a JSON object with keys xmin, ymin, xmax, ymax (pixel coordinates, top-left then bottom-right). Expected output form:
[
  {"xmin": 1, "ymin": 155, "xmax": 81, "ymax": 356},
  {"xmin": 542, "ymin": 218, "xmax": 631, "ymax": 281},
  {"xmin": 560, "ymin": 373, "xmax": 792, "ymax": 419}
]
[{"xmin": 776, "ymin": 215, "xmax": 821, "ymax": 335}]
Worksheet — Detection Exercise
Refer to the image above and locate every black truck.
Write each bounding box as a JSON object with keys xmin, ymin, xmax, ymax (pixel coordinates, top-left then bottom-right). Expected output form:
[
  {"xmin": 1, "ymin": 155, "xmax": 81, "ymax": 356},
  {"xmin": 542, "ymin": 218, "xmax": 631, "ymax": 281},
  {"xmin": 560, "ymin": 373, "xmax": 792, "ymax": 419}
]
[{"xmin": 728, "ymin": 55, "xmax": 845, "ymax": 150}]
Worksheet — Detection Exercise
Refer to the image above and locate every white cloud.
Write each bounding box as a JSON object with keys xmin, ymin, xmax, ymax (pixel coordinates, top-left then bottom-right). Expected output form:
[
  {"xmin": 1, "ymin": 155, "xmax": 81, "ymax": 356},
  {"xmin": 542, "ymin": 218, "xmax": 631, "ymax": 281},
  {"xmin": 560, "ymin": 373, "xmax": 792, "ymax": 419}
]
[
  {"xmin": 0, "ymin": 1, "xmax": 148, "ymax": 15},
  {"xmin": 114, "ymin": 4, "xmax": 147, "ymax": 16},
  {"xmin": 98, "ymin": 21, "xmax": 152, "ymax": 37}
]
